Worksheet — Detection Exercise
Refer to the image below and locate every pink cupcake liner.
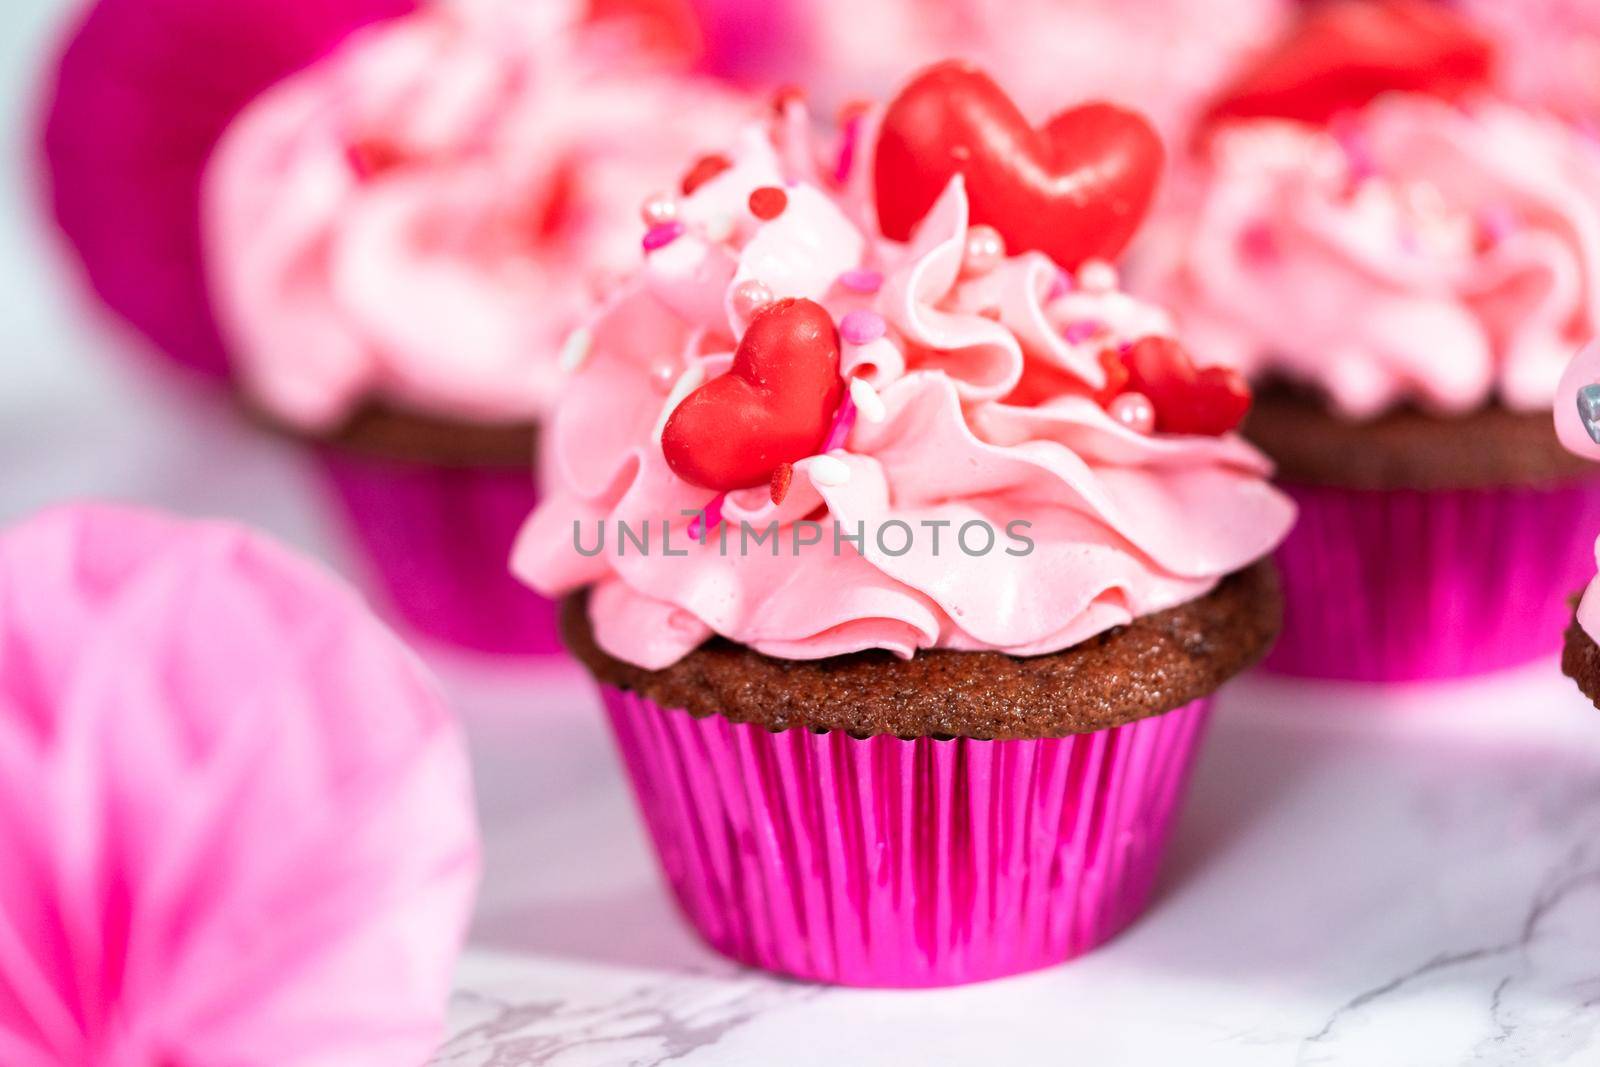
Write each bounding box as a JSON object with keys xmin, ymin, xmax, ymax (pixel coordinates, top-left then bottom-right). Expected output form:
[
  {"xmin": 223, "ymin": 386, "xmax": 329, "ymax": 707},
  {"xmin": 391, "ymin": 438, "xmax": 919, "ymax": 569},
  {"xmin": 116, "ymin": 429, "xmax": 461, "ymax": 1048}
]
[
  {"xmin": 316, "ymin": 447, "xmax": 560, "ymax": 656},
  {"xmin": 1267, "ymin": 477, "xmax": 1600, "ymax": 682},
  {"xmin": 600, "ymin": 685, "xmax": 1213, "ymax": 987}
]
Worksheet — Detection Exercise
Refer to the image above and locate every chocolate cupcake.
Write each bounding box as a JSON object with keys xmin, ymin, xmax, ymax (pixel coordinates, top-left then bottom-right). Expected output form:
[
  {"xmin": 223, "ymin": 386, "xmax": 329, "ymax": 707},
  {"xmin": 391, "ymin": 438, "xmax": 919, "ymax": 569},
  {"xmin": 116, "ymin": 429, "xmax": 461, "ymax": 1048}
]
[
  {"xmin": 188, "ymin": 1, "xmax": 754, "ymax": 654},
  {"xmin": 1137, "ymin": 0, "xmax": 1600, "ymax": 681},
  {"xmin": 514, "ymin": 62, "xmax": 1295, "ymax": 986}
]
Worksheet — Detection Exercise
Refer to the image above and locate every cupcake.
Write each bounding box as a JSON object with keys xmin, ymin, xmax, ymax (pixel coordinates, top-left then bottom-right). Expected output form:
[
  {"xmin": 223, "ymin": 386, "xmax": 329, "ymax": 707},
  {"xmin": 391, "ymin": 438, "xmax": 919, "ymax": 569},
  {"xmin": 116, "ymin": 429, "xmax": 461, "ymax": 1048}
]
[
  {"xmin": 39, "ymin": 0, "xmax": 415, "ymax": 379},
  {"xmin": 1136, "ymin": 0, "xmax": 1600, "ymax": 681},
  {"xmin": 513, "ymin": 62, "xmax": 1296, "ymax": 986},
  {"xmin": 198, "ymin": 0, "xmax": 756, "ymax": 654},
  {"xmin": 1557, "ymin": 343, "xmax": 1600, "ymax": 704}
]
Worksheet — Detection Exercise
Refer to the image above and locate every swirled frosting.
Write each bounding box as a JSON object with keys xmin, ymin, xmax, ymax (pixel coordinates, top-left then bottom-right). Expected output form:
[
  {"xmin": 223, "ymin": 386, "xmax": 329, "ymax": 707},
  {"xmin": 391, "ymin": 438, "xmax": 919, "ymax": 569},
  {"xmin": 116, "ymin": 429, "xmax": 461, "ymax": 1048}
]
[
  {"xmin": 203, "ymin": 0, "xmax": 756, "ymax": 432},
  {"xmin": 512, "ymin": 111, "xmax": 1294, "ymax": 669},
  {"xmin": 1557, "ymin": 342, "xmax": 1600, "ymax": 642},
  {"xmin": 1139, "ymin": 94, "xmax": 1600, "ymax": 419}
]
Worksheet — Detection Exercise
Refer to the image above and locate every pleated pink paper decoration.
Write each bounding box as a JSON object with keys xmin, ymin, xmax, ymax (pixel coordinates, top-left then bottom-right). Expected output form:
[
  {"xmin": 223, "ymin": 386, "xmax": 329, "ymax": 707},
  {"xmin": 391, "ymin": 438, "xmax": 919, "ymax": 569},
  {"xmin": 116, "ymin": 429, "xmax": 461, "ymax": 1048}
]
[
  {"xmin": 38, "ymin": 0, "xmax": 414, "ymax": 377},
  {"xmin": 0, "ymin": 504, "xmax": 479, "ymax": 1066}
]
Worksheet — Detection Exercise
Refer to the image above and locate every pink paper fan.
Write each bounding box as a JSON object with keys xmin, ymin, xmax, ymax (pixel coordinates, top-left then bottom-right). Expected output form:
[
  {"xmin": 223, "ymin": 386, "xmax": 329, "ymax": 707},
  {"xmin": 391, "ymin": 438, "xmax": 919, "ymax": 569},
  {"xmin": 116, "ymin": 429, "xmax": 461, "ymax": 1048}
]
[
  {"xmin": 0, "ymin": 505, "xmax": 479, "ymax": 1067},
  {"xmin": 38, "ymin": 0, "xmax": 415, "ymax": 378}
]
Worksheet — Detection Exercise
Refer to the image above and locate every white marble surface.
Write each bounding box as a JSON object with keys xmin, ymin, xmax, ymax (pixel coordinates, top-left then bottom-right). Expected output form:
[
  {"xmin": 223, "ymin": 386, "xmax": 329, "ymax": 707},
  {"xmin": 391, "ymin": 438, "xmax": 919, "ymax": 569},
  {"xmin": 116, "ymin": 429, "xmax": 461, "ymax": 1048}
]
[{"xmin": 8, "ymin": 2, "xmax": 1600, "ymax": 1064}]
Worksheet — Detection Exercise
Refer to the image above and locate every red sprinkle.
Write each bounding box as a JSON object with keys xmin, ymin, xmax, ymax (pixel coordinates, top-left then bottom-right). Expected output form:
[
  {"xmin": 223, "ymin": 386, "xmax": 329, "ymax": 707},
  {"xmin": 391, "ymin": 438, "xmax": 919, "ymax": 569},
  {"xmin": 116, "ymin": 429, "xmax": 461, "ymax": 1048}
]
[
  {"xmin": 769, "ymin": 462, "xmax": 794, "ymax": 505},
  {"xmin": 748, "ymin": 186, "xmax": 789, "ymax": 221},
  {"xmin": 680, "ymin": 153, "xmax": 732, "ymax": 196},
  {"xmin": 771, "ymin": 85, "xmax": 805, "ymax": 115},
  {"xmin": 346, "ymin": 138, "xmax": 405, "ymax": 179}
]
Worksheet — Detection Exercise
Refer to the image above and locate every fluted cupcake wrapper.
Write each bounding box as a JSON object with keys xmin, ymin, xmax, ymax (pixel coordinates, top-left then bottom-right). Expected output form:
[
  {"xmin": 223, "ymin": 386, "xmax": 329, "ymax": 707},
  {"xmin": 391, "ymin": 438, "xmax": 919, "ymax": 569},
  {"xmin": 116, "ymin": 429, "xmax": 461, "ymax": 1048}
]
[
  {"xmin": 600, "ymin": 685, "xmax": 1213, "ymax": 987},
  {"xmin": 1266, "ymin": 478, "xmax": 1600, "ymax": 682},
  {"xmin": 315, "ymin": 447, "xmax": 560, "ymax": 656}
]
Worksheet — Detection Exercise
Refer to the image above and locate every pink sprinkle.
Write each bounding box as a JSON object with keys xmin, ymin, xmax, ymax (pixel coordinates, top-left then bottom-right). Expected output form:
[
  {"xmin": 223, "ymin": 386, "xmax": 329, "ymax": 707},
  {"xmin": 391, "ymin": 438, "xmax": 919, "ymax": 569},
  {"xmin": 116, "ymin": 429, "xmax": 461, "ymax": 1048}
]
[
  {"xmin": 1334, "ymin": 122, "xmax": 1376, "ymax": 182},
  {"xmin": 1479, "ymin": 203, "xmax": 1517, "ymax": 244},
  {"xmin": 688, "ymin": 494, "xmax": 725, "ymax": 540},
  {"xmin": 835, "ymin": 116, "xmax": 862, "ymax": 184},
  {"xmin": 642, "ymin": 221, "xmax": 686, "ymax": 252},
  {"xmin": 821, "ymin": 395, "xmax": 858, "ymax": 453},
  {"xmin": 838, "ymin": 268, "xmax": 883, "ymax": 294},
  {"xmin": 1046, "ymin": 270, "xmax": 1073, "ymax": 301},
  {"xmin": 840, "ymin": 310, "xmax": 886, "ymax": 345},
  {"xmin": 1062, "ymin": 319, "xmax": 1104, "ymax": 344}
]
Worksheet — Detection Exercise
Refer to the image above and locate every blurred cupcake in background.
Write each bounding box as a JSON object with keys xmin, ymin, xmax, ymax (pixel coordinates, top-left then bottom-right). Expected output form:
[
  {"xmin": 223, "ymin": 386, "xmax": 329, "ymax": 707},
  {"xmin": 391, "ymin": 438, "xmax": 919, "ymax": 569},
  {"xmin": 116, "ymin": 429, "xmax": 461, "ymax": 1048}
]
[
  {"xmin": 186, "ymin": 0, "xmax": 757, "ymax": 655},
  {"xmin": 1455, "ymin": 0, "xmax": 1600, "ymax": 126},
  {"xmin": 1557, "ymin": 342, "xmax": 1600, "ymax": 706},
  {"xmin": 691, "ymin": 0, "xmax": 1292, "ymax": 143},
  {"xmin": 515, "ymin": 61, "xmax": 1294, "ymax": 986},
  {"xmin": 1134, "ymin": 0, "xmax": 1600, "ymax": 682},
  {"xmin": 39, "ymin": 0, "xmax": 416, "ymax": 379}
]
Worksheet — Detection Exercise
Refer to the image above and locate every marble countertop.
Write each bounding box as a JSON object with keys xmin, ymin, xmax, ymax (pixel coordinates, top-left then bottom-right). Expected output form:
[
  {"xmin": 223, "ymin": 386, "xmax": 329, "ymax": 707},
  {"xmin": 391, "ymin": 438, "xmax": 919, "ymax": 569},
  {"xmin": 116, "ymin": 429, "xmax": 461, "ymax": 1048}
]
[{"xmin": 6, "ymin": 2, "xmax": 1600, "ymax": 1063}]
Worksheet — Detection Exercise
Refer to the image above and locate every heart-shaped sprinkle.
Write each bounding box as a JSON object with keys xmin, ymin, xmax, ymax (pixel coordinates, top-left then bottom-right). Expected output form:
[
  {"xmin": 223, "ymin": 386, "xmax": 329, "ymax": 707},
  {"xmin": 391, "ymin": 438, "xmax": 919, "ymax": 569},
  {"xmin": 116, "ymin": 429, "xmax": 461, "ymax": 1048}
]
[
  {"xmin": 1119, "ymin": 336, "xmax": 1251, "ymax": 437},
  {"xmin": 1206, "ymin": 0, "xmax": 1495, "ymax": 129},
  {"xmin": 662, "ymin": 298, "xmax": 844, "ymax": 491},
  {"xmin": 873, "ymin": 62, "xmax": 1164, "ymax": 271}
]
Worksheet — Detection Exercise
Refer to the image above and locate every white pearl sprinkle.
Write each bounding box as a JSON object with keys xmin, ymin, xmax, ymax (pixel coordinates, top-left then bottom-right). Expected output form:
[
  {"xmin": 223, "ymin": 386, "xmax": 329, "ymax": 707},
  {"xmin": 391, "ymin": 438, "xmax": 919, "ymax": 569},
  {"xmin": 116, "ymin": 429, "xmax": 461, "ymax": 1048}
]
[
  {"xmin": 1077, "ymin": 259, "xmax": 1119, "ymax": 294},
  {"xmin": 651, "ymin": 364, "xmax": 706, "ymax": 443},
  {"xmin": 849, "ymin": 377, "xmax": 887, "ymax": 423},
  {"xmin": 701, "ymin": 214, "xmax": 736, "ymax": 243},
  {"xmin": 558, "ymin": 326, "xmax": 593, "ymax": 374},
  {"xmin": 809, "ymin": 454, "xmax": 851, "ymax": 486}
]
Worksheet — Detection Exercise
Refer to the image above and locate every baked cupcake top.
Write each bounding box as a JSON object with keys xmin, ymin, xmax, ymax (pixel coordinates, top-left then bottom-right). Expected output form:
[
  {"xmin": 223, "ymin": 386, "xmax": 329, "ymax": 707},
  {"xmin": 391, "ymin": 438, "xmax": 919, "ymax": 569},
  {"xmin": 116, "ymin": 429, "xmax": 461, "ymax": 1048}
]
[
  {"xmin": 1138, "ymin": 0, "xmax": 1600, "ymax": 420},
  {"xmin": 202, "ymin": 0, "xmax": 755, "ymax": 433},
  {"xmin": 513, "ymin": 63, "xmax": 1295, "ymax": 671}
]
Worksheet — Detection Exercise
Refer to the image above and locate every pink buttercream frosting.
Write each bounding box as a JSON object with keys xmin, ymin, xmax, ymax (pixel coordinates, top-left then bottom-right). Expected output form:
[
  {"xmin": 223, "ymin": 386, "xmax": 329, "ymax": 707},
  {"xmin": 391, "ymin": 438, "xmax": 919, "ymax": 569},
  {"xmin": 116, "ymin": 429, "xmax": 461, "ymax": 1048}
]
[
  {"xmin": 1557, "ymin": 341, "xmax": 1600, "ymax": 643},
  {"xmin": 1140, "ymin": 94, "xmax": 1600, "ymax": 419},
  {"xmin": 203, "ymin": 0, "xmax": 756, "ymax": 432},
  {"xmin": 512, "ymin": 110, "xmax": 1295, "ymax": 670},
  {"xmin": 1458, "ymin": 0, "xmax": 1600, "ymax": 124}
]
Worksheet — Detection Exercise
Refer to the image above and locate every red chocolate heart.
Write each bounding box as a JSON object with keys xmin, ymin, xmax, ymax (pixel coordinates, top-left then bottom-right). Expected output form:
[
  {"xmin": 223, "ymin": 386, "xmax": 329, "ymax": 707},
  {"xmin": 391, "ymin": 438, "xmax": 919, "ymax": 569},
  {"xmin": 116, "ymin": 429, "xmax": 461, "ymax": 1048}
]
[
  {"xmin": 662, "ymin": 298, "xmax": 844, "ymax": 491},
  {"xmin": 1120, "ymin": 337, "xmax": 1251, "ymax": 437},
  {"xmin": 1206, "ymin": 0, "xmax": 1495, "ymax": 129},
  {"xmin": 873, "ymin": 62, "xmax": 1164, "ymax": 271}
]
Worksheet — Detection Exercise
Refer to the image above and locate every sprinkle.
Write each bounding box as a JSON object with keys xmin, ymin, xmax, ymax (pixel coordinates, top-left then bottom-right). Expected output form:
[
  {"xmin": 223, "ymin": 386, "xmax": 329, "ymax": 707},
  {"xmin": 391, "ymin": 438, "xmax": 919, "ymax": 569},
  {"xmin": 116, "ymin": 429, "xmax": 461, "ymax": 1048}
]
[
  {"xmin": 1479, "ymin": 203, "xmax": 1517, "ymax": 245},
  {"xmin": 769, "ymin": 463, "xmax": 794, "ymax": 505},
  {"xmin": 809, "ymin": 455, "xmax": 851, "ymax": 486},
  {"xmin": 643, "ymin": 221, "xmax": 686, "ymax": 252},
  {"xmin": 1580, "ymin": 384, "xmax": 1600, "ymax": 445},
  {"xmin": 840, "ymin": 310, "xmax": 887, "ymax": 345},
  {"xmin": 558, "ymin": 326, "xmax": 593, "ymax": 374},
  {"xmin": 834, "ymin": 109, "xmax": 865, "ymax": 184},
  {"xmin": 701, "ymin": 214, "xmax": 736, "ymax": 243},
  {"xmin": 730, "ymin": 279, "xmax": 775, "ymax": 320},
  {"xmin": 1046, "ymin": 270, "xmax": 1073, "ymax": 301},
  {"xmin": 639, "ymin": 192, "xmax": 678, "ymax": 228},
  {"xmin": 748, "ymin": 186, "xmax": 789, "ymax": 221},
  {"xmin": 849, "ymin": 377, "xmax": 887, "ymax": 423},
  {"xmin": 1077, "ymin": 259, "xmax": 1118, "ymax": 294},
  {"xmin": 652, "ymin": 364, "xmax": 706, "ymax": 443},
  {"xmin": 821, "ymin": 395, "xmax": 858, "ymax": 452},
  {"xmin": 961, "ymin": 225, "xmax": 1005, "ymax": 277},
  {"xmin": 346, "ymin": 138, "xmax": 404, "ymax": 179},
  {"xmin": 1062, "ymin": 319, "xmax": 1105, "ymax": 344},
  {"xmin": 838, "ymin": 268, "xmax": 883, "ymax": 294},
  {"xmin": 688, "ymin": 493, "xmax": 725, "ymax": 539},
  {"xmin": 681, "ymin": 153, "xmax": 732, "ymax": 195},
  {"xmin": 1334, "ymin": 121, "xmax": 1377, "ymax": 182},
  {"xmin": 1109, "ymin": 391, "xmax": 1156, "ymax": 435}
]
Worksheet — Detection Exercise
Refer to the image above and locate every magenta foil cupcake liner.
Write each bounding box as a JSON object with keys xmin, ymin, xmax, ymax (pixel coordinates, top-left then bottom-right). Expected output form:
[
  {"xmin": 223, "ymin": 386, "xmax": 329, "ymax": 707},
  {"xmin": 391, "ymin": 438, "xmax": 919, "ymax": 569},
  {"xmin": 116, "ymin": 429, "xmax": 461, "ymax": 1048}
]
[
  {"xmin": 1267, "ymin": 478, "xmax": 1600, "ymax": 682},
  {"xmin": 315, "ymin": 447, "xmax": 559, "ymax": 656},
  {"xmin": 600, "ymin": 686, "xmax": 1213, "ymax": 987}
]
